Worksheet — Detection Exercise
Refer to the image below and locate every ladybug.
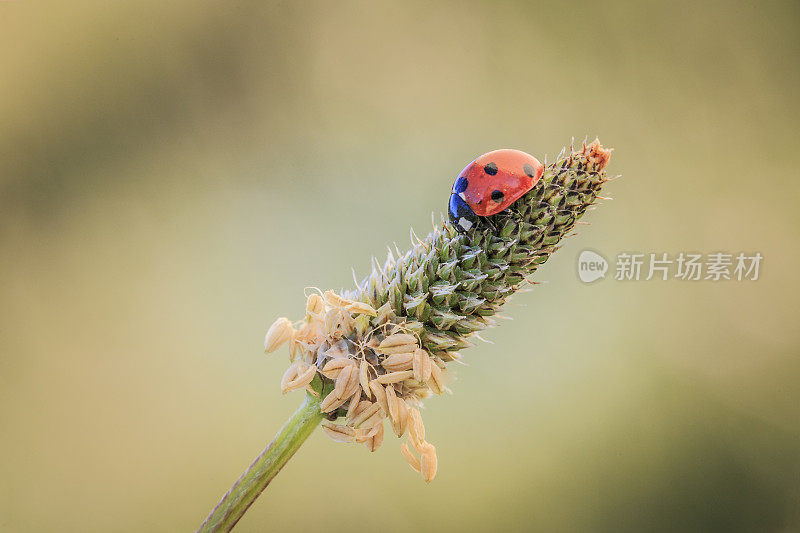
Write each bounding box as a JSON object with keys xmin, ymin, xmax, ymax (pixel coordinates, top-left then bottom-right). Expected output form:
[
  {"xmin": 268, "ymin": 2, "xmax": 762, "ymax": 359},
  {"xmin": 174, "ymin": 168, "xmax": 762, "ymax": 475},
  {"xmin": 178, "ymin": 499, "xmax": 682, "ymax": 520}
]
[{"xmin": 448, "ymin": 149, "xmax": 544, "ymax": 233}]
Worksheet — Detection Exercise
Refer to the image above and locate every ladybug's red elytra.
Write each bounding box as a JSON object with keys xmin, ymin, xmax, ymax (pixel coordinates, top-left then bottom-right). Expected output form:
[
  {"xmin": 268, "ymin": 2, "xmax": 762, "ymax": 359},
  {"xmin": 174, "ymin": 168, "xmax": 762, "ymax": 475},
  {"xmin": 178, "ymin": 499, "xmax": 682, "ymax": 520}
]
[{"xmin": 448, "ymin": 149, "xmax": 544, "ymax": 233}]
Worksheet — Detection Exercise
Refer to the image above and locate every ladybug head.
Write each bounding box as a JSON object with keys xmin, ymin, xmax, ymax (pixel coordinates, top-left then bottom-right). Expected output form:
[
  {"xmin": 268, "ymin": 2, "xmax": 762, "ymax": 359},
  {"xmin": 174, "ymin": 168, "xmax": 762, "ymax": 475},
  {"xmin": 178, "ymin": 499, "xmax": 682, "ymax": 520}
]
[
  {"xmin": 448, "ymin": 191, "xmax": 478, "ymax": 233},
  {"xmin": 448, "ymin": 149, "xmax": 544, "ymax": 234}
]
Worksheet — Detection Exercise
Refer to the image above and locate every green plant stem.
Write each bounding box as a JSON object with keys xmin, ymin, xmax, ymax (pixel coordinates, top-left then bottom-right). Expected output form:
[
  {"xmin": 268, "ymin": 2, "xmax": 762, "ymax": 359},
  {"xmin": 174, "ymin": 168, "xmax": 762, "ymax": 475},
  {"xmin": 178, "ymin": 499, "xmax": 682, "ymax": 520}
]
[{"xmin": 198, "ymin": 393, "xmax": 324, "ymax": 532}]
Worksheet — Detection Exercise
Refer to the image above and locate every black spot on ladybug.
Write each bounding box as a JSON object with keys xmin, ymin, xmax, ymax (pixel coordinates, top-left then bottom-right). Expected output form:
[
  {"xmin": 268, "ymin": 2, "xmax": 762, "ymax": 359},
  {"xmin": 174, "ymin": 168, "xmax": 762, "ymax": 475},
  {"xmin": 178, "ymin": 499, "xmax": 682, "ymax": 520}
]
[
  {"xmin": 491, "ymin": 190, "xmax": 504, "ymax": 202},
  {"xmin": 453, "ymin": 176, "xmax": 468, "ymax": 193},
  {"xmin": 523, "ymin": 163, "xmax": 535, "ymax": 177},
  {"xmin": 484, "ymin": 162, "xmax": 498, "ymax": 175}
]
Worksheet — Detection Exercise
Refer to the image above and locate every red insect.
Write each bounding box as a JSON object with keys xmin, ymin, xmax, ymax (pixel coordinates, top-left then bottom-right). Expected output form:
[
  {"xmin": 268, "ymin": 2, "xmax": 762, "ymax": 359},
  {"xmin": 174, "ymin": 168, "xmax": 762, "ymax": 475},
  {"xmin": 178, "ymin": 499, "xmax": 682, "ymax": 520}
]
[{"xmin": 449, "ymin": 149, "xmax": 544, "ymax": 233}]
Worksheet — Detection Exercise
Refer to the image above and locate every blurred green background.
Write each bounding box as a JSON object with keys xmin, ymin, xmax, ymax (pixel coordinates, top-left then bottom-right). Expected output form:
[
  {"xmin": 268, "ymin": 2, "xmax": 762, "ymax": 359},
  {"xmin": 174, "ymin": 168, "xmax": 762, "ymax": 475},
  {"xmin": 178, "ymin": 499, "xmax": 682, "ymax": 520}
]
[{"xmin": 1, "ymin": 1, "xmax": 799, "ymax": 531}]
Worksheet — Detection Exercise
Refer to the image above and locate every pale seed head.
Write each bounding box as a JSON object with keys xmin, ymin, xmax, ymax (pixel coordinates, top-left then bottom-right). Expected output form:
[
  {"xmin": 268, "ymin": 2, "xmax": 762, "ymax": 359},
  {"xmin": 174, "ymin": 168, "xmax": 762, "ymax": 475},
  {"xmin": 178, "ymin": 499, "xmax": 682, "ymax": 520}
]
[
  {"xmin": 400, "ymin": 443, "xmax": 421, "ymax": 473},
  {"xmin": 412, "ymin": 348, "xmax": 432, "ymax": 382},
  {"xmin": 350, "ymin": 402, "xmax": 382, "ymax": 428},
  {"xmin": 359, "ymin": 361, "xmax": 372, "ymax": 398},
  {"xmin": 377, "ymin": 343, "xmax": 419, "ymax": 356},
  {"xmin": 279, "ymin": 361, "xmax": 302, "ymax": 393},
  {"xmin": 369, "ymin": 381, "xmax": 390, "ymax": 416},
  {"xmin": 346, "ymin": 301, "xmax": 378, "ymax": 317},
  {"xmin": 420, "ymin": 443, "xmax": 438, "ymax": 483},
  {"xmin": 305, "ymin": 292, "xmax": 325, "ymax": 318},
  {"xmin": 363, "ymin": 423, "xmax": 384, "ymax": 452},
  {"xmin": 319, "ymin": 391, "xmax": 348, "ymax": 413},
  {"xmin": 376, "ymin": 370, "xmax": 414, "ymax": 384},
  {"xmin": 264, "ymin": 317, "xmax": 294, "ymax": 353},
  {"xmin": 379, "ymin": 333, "xmax": 417, "ymax": 349},
  {"xmin": 427, "ymin": 363, "xmax": 445, "ymax": 395},
  {"xmin": 391, "ymin": 398, "xmax": 409, "ymax": 437},
  {"xmin": 323, "ymin": 290, "xmax": 350, "ymax": 309},
  {"xmin": 408, "ymin": 407, "xmax": 426, "ymax": 447},
  {"xmin": 333, "ymin": 364, "xmax": 360, "ymax": 400},
  {"xmin": 322, "ymin": 423, "xmax": 355, "ymax": 443},
  {"xmin": 381, "ymin": 352, "xmax": 415, "ymax": 372},
  {"xmin": 345, "ymin": 389, "xmax": 362, "ymax": 420},
  {"xmin": 283, "ymin": 363, "xmax": 316, "ymax": 394},
  {"xmin": 385, "ymin": 383, "xmax": 399, "ymax": 421},
  {"xmin": 358, "ymin": 409, "xmax": 384, "ymax": 430},
  {"xmin": 321, "ymin": 357, "xmax": 354, "ymax": 379}
]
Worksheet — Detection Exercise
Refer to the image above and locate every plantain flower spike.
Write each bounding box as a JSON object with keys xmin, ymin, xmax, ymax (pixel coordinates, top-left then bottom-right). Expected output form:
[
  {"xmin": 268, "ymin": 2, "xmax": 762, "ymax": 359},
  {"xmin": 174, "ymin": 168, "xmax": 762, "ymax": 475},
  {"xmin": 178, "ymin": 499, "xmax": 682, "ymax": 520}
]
[{"xmin": 264, "ymin": 139, "xmax": 614, "ymax": 482}]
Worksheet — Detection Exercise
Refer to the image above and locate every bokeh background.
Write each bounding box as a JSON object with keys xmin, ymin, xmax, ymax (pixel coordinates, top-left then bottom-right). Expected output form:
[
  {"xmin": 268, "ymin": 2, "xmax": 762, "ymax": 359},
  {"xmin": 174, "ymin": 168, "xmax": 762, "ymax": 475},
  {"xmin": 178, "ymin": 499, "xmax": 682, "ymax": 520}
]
[{"xmin": 2, "ymin": 1, "xmax": 799, "ymax": 531}]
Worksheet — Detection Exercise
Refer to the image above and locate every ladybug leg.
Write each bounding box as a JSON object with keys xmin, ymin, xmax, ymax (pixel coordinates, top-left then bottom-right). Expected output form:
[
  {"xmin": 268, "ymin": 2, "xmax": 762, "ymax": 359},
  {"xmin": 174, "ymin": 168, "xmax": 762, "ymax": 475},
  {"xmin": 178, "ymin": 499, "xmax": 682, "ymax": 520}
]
[
  {"xmin": 448, "ymin": 193, "xmax": 478, "ymax": 234},
  {"xmin": 480, "ymin": 216, "xmax": 498, "ymax": 233}
]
